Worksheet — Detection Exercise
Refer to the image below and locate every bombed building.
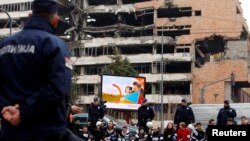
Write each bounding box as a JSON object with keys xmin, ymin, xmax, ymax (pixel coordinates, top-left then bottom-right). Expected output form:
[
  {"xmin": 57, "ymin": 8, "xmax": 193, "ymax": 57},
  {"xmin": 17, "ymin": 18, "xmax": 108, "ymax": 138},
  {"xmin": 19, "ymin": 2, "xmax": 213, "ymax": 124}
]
[
  {"xmin": 1, "ymin": 0, "xmax": 249, "ymax": 120},
  {"xmin": 68, "ymin": 0, "xmax": 249, "ymax": 120},
  {"xmin": 0, "ymin": 0, "xmax": 71, "ymax": 40}
]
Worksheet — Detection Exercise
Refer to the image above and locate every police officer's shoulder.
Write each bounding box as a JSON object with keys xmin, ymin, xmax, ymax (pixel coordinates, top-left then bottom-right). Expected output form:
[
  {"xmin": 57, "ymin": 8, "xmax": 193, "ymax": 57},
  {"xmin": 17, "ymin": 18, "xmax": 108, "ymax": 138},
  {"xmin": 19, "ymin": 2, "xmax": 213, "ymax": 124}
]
[{"xmin": 44, "ymin": 32, "xmax": 66, "ymax": 48}]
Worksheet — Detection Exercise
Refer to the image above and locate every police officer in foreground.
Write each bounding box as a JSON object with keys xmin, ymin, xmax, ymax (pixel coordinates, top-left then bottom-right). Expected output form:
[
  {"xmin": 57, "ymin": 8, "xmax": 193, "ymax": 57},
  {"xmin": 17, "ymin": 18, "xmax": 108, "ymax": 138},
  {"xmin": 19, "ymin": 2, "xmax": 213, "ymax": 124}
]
[
  {"xmin": 174, "ymin": 99, "xmax": 195, "ymax": 127},
  {"xmin": 138, "ymin": 98, "xmax": 155, "ymax": 133},
  {"xmin": 217, "ymin": 100, "xmax": 237, "ymax": 125},
  {"xmin": 0, "ymin": 0, "xmax": 72, "ymax": 141},
  {"xmin": 88, "ymin": 97, "xmax": 105, "ymax": 129}
]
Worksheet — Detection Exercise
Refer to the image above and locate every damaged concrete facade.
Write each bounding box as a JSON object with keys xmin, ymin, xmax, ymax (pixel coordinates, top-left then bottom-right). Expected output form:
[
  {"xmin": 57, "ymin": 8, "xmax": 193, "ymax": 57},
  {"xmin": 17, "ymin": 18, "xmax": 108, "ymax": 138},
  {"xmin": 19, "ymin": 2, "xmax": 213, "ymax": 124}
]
[
  {"xmin": 0, "ymin": 0, "xmax": 71, "ymax": 39},
  {"xmin": 69, "ymin": 0, "xmax": 249, "ymax": 119}
]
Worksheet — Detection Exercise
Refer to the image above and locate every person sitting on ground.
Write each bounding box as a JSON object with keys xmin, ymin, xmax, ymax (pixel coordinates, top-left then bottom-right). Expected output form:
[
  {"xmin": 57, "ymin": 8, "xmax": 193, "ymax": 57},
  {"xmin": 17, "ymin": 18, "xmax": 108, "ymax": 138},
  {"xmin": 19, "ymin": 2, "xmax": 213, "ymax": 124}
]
[
  {"xmin": 80, "ymin": 126, "xmax": 93, "ymax": 141},
  {"xmin": 176, "ymin": 122, "xmax": 191, "ymax": 141},
  {"xmin": 163, "ymin": 122, "xmax": 176, "ymax": 141},
  {"xmin": 150, "ymin": 126, "xmax": 164, "ymax": 141},
  {"xmin": 190, "ymin": 122, "xmax": 205, "ymax": 141},
  {"xmin": 118, "ymin": 125, "xmax": 132, "ymax": 141},
  {"xmin": 240, "ymin": 116, "xmax": 249, "ymax": 125},
  {"xmin": 104, "ymin": 120, "xmax": 118, "ymax": 141},
  {"xmin": 135, "ymin": 127, "xmax": 148, "ymax": 141},
  {"xmin": 88, "ymin": 121, "xmax": 105, "ymax": 141},
  {"xmin": 205, "ymin": 119, "xmax": 216, "ymax": 140},
  {"xmin": 226, "ymin": 117, "xmax": 235, "ymax": 125}
]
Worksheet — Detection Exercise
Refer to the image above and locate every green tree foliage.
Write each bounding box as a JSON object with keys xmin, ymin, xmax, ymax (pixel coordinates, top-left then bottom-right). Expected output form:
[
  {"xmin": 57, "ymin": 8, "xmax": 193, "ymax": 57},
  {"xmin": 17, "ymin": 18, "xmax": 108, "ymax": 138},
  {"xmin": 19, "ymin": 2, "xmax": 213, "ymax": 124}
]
[{"xmin": 102, "ymin": 51, "xmax": 138, "ymax": 76}]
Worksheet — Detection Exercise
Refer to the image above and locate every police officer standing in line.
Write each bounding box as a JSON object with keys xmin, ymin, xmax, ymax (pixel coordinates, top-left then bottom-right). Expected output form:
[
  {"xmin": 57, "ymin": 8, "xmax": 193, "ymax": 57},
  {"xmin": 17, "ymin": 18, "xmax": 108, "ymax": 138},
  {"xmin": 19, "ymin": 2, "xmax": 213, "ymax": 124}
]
[
  {"xmin": 174, "ymin": 99, "xmax": 195, "ymax": 127},
  {"xmin": 0, "ymin": 0, "xmax": 72, "ymax": 141},
  {"xmin": 217, "ymin": 100, "xmax": 237, "ymax": 125},
  {"xmin": 138, "ymin": 98, "xmax": 155, "ymax": 133},
  {"xmin": 88, "ymin": 96, "xmax": 105, "ymax": 129}
]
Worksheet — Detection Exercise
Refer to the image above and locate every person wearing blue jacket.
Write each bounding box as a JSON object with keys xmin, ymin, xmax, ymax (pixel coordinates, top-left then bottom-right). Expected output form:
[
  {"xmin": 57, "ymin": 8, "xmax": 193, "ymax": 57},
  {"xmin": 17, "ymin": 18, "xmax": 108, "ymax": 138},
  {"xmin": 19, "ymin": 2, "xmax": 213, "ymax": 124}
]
[{"xmin": 0, "ymin": 0, "xmax": 72, "ymax": 141}]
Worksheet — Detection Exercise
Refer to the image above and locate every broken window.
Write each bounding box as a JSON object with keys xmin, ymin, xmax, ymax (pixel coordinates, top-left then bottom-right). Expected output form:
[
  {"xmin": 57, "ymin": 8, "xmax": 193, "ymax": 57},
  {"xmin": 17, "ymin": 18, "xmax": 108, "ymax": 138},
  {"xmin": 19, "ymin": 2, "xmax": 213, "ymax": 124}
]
[
  {"xmin": 153, "ymin": 81, "xmax": 190, "ymax": 95},
  {"xmin": 156, "ymin": 45, "xmax": 175, "ymax": 54},
  {"xmin": 236, "ymin": 6, "xmax": 241, "ymax": 14},
  {"xmin": 88, "ymin": 0, "xmax": 117, "ymax": 5},
  {"xmin": 153, "ymin": 61, "xmax": 191, "ymax": 73},
  {"xmin": 133, "ymin": 63, "xmax": 151, "ymax": 74},
  {"xmin": 79, "ymin": 84, "xmax": 95, "ymax": 95},
  {"xmin": 158, "ymin": 27, "xmax": 191, "ymax": 38},
  {"xmin": 241, "ymin": 26, "xmax": 248, "ymax": 39},
  {"xmin": 86, "ymin": 12, "xmax": 154, "ymax": 37},
  {"xmin": 163, "ymin": 81, "xmax": 190, "ymax": 95},
  {"xmin": 87, "ymin": 14, "xmax": 118, "ymax": 27},
  {"xmin": 121, "ymin": 11, "xmax": 153, "ymax": 26},
  {"xmin": 85, "ymin": 65, "xmax": 103, "ymax": 75},
  {"xmin": 122, "ymin": 0, "xmax": 151, "ymax": 4},
  {"xmin": 158, "ymin": 7, "xmax": 192, "ymax": 18},
  {"xmin": 144, "ymin": 82, "xmax": 152, "ymax": 94},
  {"xmin": 120, "ymin": 29, "xmax": 154, "ymax": 37},
  {"xmin": 73, "ymin": 65, "xmax": 82, "ymax": 75},
  {"xmin": 71, "ymin": 47, "xmax": 84, "ymax": 57},
  {"xmin": 195, "ymin": 10, "xmax": 202, "ymax": 16},
  {"xmin": 120, "ymin": 45, "xmax": 153, "ymax": 54},
  {"xmin": 195, "ymin": 35, "xmax": 226, "ymax": 67},
  {"xmin": 165, "ymin": 62, "xmax": 191, "ymax": 73},
  {"xmin": 73, "ymin": 46, "xmax": 115, "ymax": 57},
  {"xmin": 176, "ymin": 48, "xmax": 190, "ymax": 53},
  {"xmin": 0, "ymin": 2, "xmax": 32, "ymax": 12}
]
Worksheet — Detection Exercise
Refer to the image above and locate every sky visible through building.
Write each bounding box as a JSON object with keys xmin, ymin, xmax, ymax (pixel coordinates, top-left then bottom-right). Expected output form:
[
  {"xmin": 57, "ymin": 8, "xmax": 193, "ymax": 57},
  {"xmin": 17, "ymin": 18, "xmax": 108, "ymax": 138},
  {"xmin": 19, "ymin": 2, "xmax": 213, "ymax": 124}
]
[{"xmin": 239, "ymin": 0, "xmax": 250, "ymax": 29}]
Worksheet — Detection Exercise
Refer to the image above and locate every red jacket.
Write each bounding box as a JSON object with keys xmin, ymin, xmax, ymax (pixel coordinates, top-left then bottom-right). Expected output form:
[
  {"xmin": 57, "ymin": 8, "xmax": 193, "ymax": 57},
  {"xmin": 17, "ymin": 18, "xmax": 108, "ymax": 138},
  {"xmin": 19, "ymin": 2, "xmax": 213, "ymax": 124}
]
[{"xmin": 176, "ymin": 128, "xmax": 191, "ymax": 141}]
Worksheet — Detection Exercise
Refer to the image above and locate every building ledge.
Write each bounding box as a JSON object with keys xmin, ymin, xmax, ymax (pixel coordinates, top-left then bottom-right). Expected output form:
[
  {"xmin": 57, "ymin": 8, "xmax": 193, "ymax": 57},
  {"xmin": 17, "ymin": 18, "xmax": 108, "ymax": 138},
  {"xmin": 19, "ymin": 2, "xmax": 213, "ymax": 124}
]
[
  {"xmin": 146, "ymin": 94, "xmax": 191, "ymax": 103},
  {"xmin": 81, "ymin": 36, "xmax": 175, "ymax": 48},
  {"xmin": 76, "ymin": 73, "xmax": 191, "ymax": 84},
  {"xmin": 85, "ymin": 4, "xmax": 136, "ymax": 13},
  {"xmin": 72, "ymin": 53, "xmax": 191, "ymax": 65},
  {"xmin": 0, "ymin": 11, "xmax": 30, "ymax": 20}
]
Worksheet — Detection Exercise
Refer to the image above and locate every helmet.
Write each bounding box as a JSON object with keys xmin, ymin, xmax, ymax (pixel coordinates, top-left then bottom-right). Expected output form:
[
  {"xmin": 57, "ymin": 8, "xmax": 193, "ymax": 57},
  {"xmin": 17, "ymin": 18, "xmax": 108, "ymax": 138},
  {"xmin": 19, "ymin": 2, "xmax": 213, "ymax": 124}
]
[
  {"xmin": 96, "ymin": 121, "xmax": 102, "ymax": 126},
  {"xmin": 33, "ymin": 0, "xmax": 64, "ymax": 14},
  {"xmin": 93, "ymin": 96, "xmax": 100, "ymax": 102},
  {"xmin": 34, "ymin": 0, "xmax": 64, "ymax": 5},
  {"xmin": 146, "ymin": 121, "xmax": 153, "ymax": 128},
  {"xmin": 187, "ymin": 124, "xmax": 195, "ymax": 130}
]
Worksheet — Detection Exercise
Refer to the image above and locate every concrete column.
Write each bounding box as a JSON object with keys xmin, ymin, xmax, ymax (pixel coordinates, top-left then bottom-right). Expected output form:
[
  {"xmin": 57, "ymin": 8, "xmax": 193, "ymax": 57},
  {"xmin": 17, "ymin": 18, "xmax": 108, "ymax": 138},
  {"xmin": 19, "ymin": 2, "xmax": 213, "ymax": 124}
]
[
  {"xmin": 167, "ymin": 104, "xmax": 171, "ymax": 120},
  {"xmin": 94, "ymin": 84, "xmax": 99, "ymax": 95},
  {"xmin": 117, "ymin": 0, "xmax": 122, "ymax": 5},
  {"xmin": 152, "ymin": 83, "xmax": 156, "ymax": 94},
  {"xmin": 83, "ymin": 0, "xmax": 89, "ymax": 9},
  {"xmin": 190, "ymin": 82, "xmax": 193, "ymax": 103},
  {"xmin": 224, "ymin": 82, "xmax": 232, "ymax": 102},
  {"xmin": 153, "ymin": 44, "xmax": 157, "ymax": 54},
  {"xmin": 153, "ymin": 9, "xmax": 158, "ymax": 36},
  {"xmin": 81, "ymin": 66, "xmax": 85, "ymax": 75},
  {"xmin": 152, "ymin": 62, "xmax": 157, "ymax": 73},
  {"xmin": 191, "ymin": 43, "xmax": 196, "ymax": 69}
]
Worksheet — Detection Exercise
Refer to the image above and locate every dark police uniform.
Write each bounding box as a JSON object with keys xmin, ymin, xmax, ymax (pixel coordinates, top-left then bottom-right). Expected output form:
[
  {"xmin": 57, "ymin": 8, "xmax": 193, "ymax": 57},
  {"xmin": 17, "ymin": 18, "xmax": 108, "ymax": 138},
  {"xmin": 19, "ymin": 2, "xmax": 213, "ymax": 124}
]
[
  {"xmin": 216, "ymin": 106, "xmax": 237, "ymax": 125},
  {"xmin": 138, "ymin": 104, "xmax": 155, "ymax": 131},
  {"xmin": 174, "ymin": 105, "xmax": 195, "ymax": 126},
  {"xmin": 0, "ymin": 1, "xmax": 71, "ymax": 141},
  {"xmin": 88, "ymin": 103, "xmax": 104, "ymax": 128}
]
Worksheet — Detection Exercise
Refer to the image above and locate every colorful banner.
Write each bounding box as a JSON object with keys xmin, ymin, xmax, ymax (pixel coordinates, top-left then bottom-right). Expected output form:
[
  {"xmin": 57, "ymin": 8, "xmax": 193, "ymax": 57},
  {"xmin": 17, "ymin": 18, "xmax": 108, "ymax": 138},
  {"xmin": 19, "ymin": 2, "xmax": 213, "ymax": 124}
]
[{"xmin": 101, "ymin": 75, "xmax": 145, "ymax": 110}]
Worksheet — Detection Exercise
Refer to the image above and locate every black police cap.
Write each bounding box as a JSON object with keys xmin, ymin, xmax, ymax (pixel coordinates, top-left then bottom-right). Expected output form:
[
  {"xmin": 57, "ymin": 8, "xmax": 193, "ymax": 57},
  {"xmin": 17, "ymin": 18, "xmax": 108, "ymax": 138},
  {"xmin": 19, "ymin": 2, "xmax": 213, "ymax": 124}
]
[
  {"xmin": 33, "ymin": 0, "xmax": 64, "ymax": 14},
  {"xmin": 181, "ymin": 98, "xmax": 187, "ymax": 103}
]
